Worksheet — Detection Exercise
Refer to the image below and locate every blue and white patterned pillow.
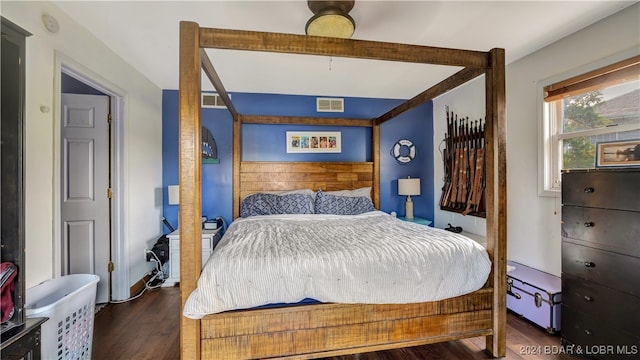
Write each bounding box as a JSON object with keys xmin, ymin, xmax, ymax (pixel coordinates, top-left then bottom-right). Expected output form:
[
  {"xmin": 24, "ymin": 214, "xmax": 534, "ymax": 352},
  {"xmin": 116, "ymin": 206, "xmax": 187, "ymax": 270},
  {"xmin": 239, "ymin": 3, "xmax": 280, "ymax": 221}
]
[
  {"xmin": 240, "ymin": 193, "xmax": 315, "ymax": 217},
  {"xmin": 325, "ymin": 187, "xmax": 371, "ymax": 199},
  {"xmin": 314, "ymin": 190, "xmax": 376, "ymax": 215}
]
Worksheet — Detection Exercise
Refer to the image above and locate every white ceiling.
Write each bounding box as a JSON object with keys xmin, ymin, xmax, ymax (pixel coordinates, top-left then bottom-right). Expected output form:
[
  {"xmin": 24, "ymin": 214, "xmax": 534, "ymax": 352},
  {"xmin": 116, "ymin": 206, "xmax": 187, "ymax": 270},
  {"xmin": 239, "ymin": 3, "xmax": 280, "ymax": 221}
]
[{"xmin": 53, "ymin": 1, "xmax": 635, "ymax": 100}]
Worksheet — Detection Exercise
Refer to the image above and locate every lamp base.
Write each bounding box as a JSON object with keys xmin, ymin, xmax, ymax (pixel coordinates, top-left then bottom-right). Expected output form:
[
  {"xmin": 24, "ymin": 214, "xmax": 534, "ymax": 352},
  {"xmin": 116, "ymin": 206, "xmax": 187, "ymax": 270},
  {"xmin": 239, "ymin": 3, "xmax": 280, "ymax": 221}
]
[{"xmin": 405, "ymin": 197, "xmax": 414, "ymax": 219}]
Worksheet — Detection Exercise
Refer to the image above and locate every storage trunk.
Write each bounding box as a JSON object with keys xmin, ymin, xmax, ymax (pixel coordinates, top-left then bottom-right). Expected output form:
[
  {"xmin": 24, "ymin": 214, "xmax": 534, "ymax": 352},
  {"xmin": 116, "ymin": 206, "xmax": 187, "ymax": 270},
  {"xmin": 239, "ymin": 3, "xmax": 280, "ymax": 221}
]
[{"xmin": 506, "ymin": 260, "xmax": 561, "ymax": 334}]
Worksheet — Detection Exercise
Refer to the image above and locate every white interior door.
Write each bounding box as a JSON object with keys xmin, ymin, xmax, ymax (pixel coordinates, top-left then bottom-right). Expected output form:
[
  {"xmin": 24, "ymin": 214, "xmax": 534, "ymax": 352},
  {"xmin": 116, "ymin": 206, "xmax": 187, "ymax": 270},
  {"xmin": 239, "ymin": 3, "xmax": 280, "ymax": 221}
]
[{"xmin": 61, "ymin": 93, "xmax": 110, "ymax": 303}]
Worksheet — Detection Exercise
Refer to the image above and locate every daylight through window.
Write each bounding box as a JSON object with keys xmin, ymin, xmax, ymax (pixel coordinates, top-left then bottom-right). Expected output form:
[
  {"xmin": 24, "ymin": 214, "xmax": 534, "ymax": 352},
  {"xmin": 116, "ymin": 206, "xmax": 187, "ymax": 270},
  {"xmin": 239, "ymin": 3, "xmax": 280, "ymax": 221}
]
[{"xmin": 541, "ymin": 56, "xmax": 640, "ymax": 192}]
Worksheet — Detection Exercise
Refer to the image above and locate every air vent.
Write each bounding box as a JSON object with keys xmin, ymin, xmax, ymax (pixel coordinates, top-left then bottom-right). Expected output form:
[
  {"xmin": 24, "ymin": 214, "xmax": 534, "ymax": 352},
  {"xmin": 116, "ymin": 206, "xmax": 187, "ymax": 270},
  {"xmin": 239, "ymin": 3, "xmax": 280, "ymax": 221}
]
[
  {"xmin": 201, "ymin": 93, "xmax": 229, "ymax": 109},
  {"xmin": 316, "ymin": 97, "xmax": 344, "ymax": 112}
]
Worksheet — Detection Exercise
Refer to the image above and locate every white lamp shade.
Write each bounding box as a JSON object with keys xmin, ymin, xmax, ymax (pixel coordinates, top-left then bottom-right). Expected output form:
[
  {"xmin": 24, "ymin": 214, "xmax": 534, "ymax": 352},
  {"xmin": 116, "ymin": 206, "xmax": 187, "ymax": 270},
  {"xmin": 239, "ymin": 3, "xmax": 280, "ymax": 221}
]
[
  {"xmin": 398, "ymin": 178, "xmax": 421, "ymax": 196},
  {"xmin": 168, "ymin": 185, "xmax": 179, "ymax": 205}
]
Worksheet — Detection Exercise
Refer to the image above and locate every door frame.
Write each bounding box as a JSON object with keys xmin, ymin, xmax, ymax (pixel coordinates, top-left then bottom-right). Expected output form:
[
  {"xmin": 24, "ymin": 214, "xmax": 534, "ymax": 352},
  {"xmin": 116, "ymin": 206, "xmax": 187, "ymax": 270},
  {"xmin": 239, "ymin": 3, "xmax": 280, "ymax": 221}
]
[{"xmin": 53, "ymin": 51, "xmax": 129, "ymax": 301}]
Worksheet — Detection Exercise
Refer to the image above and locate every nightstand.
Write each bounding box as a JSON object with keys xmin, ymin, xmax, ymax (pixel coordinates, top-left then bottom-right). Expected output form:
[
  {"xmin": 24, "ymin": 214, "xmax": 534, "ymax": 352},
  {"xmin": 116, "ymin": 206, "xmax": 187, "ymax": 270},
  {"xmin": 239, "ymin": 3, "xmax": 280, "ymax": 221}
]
[
  {"xmin": 460, "ymin": 231, "xmax": 486, "ymax": 248},
  {"xmin": 163, "ymin": 228, "xmax": 222, "ymax": 287},
  {"xmin": 397, "ymin": 216, "xmax": 432, "ymax": 226}
]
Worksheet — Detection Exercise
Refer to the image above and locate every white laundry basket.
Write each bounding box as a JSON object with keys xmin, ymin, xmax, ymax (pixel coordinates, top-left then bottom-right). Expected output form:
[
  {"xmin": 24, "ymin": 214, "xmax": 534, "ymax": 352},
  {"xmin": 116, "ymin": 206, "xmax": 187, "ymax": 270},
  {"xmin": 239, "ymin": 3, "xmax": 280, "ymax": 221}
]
[{"xmin": 25, "ymin": 274, "xmax": 99, "ymax": 360}]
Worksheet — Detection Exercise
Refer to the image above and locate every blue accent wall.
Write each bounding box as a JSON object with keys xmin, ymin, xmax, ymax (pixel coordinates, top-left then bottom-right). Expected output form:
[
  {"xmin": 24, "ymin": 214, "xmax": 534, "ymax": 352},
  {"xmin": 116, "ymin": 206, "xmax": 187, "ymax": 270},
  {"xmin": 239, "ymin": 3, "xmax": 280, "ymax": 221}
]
[
  {"xmin": 162, "ymin": 90, "xmax": 433, "ymax": 230},
  {"xmin": 379, "ymin": 102, "xmax": 434, "ymax": 220}
]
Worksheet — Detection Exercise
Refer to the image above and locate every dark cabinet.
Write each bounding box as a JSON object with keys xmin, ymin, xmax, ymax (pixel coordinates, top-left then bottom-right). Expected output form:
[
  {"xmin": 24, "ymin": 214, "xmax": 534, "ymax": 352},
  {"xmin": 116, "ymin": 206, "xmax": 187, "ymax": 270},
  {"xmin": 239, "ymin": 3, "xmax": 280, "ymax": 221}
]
[
  {"xmin": 1, "ymin": 16, "xmax": 43, "ymax": 357},
  {"xmin": 561, "ymin": 169, "xmax": 640, "ymax": 359},
  {"xmin": 1, "ymin": 318, "xmax": 46, "ymax": 360}
]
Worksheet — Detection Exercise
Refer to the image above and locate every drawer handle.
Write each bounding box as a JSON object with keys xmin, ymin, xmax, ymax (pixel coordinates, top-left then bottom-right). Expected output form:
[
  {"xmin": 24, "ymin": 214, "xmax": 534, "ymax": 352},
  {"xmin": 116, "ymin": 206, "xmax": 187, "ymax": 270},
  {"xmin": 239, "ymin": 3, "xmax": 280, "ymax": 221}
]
[
  {"xmin": 584, "ymin": 329, "xmax": 593, "ymax": 336},
  {"xmin": 583, "ymin": 187, "xmax": 595, "ymax": 193},
  {"xmin": 584, "ymin": 261, "xmax": 596, "ymax": 268},
  {"xmin": 583, "ymin": 295, "xmax": 593, "ymax": 302},
  {"xmin": 584, "ymin": 222, "xmax": 595, "ymax": 227}
]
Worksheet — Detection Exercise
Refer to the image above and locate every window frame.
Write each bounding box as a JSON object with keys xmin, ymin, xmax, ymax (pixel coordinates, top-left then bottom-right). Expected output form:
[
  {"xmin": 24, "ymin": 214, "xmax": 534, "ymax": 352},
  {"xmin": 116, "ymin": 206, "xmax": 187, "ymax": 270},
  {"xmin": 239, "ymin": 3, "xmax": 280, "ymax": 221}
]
[{"xmin": 538, "ymin": 52, "xmax": 640, "ymax": 197}]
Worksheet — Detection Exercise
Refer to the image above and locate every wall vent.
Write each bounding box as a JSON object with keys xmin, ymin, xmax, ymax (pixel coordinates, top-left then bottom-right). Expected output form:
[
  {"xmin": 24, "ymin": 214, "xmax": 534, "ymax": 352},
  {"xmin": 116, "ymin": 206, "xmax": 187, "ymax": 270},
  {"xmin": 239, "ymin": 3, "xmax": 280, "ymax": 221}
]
[
  {"xmin": 201, "ymin": 93, "xmax": 229, "ymax": 109},
  {"xmin": 316, "ymin": 97, "xmax": 344, "ymax": 112}
]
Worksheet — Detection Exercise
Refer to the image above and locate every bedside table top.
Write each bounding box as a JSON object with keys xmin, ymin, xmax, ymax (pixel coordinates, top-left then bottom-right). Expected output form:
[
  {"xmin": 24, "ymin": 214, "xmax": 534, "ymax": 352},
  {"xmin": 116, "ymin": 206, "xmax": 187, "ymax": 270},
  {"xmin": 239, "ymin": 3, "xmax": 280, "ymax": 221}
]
[
  {"xmin": 167, "ymin": 228, "xmax": 221, "ymax": 237},
  {"xmin": 397, "ymin": 216, "xmax": 432, "ymax": 226},
  {"xmin": 460, "ymin": 231, "xmax": 486, "ymax": 247}
]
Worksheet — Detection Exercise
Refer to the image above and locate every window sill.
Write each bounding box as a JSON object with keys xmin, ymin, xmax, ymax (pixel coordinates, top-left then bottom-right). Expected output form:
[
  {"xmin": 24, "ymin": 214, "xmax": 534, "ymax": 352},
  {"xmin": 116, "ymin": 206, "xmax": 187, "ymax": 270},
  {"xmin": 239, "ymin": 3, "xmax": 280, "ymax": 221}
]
[{"xmin": 538, "ymin": 188, "xmax": 560, "ymax": 198}]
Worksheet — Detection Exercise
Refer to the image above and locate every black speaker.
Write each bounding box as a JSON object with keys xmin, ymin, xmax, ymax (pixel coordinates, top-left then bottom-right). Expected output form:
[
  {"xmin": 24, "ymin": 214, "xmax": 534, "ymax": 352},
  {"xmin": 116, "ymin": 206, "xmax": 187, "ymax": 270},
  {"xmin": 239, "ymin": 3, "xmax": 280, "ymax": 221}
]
[{"xmin": 146, "ymin": 235, "xmax": 169, "ymax": 264}]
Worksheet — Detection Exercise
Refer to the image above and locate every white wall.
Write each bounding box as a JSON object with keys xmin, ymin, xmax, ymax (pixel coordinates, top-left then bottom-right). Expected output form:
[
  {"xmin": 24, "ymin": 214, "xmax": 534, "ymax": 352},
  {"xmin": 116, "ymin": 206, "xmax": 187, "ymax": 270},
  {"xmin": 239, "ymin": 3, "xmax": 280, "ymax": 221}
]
[
  {"xmin": 432, "ymin": 78, "xmax": 487, "ymax": 237},
  {"xmin": 2, "ymin": 1, "xmax": 163, "ymax": 298},
  {"xmin": 433, "ymin": 3, "xmax": 640, "ymax": 276}
]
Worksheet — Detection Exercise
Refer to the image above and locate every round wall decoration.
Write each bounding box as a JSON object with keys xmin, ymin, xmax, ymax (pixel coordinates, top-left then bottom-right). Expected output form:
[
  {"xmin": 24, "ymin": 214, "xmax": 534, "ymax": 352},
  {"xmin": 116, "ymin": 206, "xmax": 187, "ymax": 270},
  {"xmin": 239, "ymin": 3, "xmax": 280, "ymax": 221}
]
[{"xmin": 392, "ymin": 139, "xmax": 416, "ymax": 164}]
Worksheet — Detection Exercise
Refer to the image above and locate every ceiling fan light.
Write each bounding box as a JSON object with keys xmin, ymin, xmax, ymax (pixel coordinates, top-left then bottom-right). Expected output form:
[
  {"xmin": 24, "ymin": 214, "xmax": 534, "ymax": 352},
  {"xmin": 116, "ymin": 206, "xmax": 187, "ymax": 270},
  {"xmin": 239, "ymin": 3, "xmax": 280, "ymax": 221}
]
[
  {"xmin": 305, "ymin": 1, "xmax": 356, "ymax": 38},
  {"xmin": 306, "ymin": 11, "xmax": 355, "ymax": 38}
]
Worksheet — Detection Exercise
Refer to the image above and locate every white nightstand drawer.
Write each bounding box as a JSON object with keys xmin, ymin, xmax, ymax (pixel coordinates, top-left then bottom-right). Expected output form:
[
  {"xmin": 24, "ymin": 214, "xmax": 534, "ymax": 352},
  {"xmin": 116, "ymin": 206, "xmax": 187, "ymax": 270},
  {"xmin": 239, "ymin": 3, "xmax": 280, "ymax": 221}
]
[{"xmin": 163, "ymin": 228, "xmax": 222, "ymax": 287}]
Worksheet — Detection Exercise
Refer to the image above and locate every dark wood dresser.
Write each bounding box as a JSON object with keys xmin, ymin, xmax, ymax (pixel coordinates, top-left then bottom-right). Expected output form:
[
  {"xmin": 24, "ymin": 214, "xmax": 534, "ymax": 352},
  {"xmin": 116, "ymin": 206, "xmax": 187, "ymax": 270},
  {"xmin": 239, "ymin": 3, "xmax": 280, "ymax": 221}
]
[
  {"xmin": 561, "ymin": 169, "xmax": 640, "ymax": 359},
  {"xmin": 1, "ymin": 317, "xmax": 47, "ymax": 359}
]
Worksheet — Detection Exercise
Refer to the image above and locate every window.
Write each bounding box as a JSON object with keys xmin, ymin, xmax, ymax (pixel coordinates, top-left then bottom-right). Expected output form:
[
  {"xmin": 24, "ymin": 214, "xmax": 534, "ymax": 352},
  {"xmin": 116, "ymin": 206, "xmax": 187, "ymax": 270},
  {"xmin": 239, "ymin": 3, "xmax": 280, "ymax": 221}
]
[{"xmin": 540, "ymin": 56, "xmax": 640, "ymax": 194}]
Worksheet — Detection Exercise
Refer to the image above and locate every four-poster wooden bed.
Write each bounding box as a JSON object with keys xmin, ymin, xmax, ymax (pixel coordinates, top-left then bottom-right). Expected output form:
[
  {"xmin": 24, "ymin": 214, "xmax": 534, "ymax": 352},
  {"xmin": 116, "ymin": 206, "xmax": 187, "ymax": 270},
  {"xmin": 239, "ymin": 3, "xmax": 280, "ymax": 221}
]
[{"xmin": 178, "ymin": 21, "xmax": 506, "ymax": 359}]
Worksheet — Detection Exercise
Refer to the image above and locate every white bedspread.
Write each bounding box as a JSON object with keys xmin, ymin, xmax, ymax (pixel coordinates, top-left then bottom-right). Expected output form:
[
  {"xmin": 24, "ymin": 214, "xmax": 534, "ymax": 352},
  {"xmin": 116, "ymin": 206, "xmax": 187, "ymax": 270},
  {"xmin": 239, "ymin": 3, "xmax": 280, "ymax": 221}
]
[{"xmin": 183, "ymin": 211, "xmax": 491, "ymax": 319}]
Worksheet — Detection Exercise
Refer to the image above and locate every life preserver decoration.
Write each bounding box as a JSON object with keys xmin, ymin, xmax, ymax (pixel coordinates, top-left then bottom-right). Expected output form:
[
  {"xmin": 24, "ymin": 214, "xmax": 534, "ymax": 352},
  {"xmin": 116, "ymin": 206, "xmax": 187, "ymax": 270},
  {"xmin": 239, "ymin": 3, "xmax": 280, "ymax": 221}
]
[{"xmin": 392, "ymin": 139, "xmax": 416, "ymax": 164}]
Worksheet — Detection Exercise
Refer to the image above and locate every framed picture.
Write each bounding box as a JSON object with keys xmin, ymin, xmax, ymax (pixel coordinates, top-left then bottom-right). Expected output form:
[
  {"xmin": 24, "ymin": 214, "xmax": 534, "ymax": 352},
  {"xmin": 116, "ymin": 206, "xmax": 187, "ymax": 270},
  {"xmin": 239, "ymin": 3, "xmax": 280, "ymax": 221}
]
[
  {"xmin": 595, "ymin": 139, "xmax": 640, "ymax": 168},
  {"xmin": 286, "ymin": 131, "xmax": 341, "ymax": 153}
]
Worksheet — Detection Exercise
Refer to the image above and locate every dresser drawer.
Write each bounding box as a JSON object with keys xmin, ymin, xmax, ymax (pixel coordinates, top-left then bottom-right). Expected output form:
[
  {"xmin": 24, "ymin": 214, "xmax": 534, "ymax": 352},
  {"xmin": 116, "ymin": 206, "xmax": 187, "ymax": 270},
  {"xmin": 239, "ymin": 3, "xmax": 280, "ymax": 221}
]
[
  {"xmin": 562, "ymin": 242, "xmax": 640, "ymax": 297},
  {"xmin": 562, "ymin": 170, "xmax": 640, "ymax": 211},
  {"xmin": 562, "ymin": 306, "xmax": 640, "ymax": 360},
  {"xmin": 563, "ymin": 274, "xmax": 640, "ymax": 335},
  {"xmin": 562, "ymin": 206, "xmax": 640, "ymax": 257}
]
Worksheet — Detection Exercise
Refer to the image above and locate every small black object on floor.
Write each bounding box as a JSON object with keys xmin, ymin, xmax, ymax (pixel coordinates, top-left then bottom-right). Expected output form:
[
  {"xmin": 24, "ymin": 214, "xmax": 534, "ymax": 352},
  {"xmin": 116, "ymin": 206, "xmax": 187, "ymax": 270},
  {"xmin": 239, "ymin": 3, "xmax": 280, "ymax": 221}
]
[{"xmin": 445, "ymin": 223, "xmax": 463, "ymax": 233}]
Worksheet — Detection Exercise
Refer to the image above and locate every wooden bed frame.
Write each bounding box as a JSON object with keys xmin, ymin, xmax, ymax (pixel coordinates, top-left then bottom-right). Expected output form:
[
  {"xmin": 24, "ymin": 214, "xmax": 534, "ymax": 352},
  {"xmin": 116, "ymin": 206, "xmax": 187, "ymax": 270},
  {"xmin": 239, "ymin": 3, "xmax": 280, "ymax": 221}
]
[{"xmin": 178, "ymin": 21, "xmax": 506, "ymax": 359}]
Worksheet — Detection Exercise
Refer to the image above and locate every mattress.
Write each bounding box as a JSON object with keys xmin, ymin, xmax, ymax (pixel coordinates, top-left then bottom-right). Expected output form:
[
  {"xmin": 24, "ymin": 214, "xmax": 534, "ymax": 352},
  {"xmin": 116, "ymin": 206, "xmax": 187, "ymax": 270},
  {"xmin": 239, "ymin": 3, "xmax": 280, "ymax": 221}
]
[{"xmin": 183, "ymin": 211, "xmax": 491, "ymax": 319}]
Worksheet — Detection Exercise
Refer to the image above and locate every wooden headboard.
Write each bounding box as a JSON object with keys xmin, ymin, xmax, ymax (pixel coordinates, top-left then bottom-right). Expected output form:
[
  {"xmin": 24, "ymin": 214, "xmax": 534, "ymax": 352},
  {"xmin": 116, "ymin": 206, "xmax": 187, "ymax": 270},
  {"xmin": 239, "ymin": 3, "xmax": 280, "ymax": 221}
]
[{"xmin": 235, "ymin": 161, "xmax": 375, "ymax": 218}]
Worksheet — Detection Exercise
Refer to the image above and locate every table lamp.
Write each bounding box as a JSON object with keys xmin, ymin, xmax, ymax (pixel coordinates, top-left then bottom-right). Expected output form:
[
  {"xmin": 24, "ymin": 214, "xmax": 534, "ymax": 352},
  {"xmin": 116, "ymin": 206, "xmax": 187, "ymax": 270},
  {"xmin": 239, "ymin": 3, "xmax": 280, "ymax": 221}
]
[{"xmin": 398, "ymin": 177, "xmax": 420, "ymax": 219}]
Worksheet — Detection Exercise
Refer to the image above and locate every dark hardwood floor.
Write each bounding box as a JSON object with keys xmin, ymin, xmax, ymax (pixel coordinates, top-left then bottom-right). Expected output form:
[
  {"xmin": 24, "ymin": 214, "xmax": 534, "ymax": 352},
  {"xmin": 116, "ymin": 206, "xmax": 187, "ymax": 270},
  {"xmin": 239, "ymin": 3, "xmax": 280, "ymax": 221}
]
[{"xmin": 93, "ymin": 287, "xmax": 576, "ymax": 359}]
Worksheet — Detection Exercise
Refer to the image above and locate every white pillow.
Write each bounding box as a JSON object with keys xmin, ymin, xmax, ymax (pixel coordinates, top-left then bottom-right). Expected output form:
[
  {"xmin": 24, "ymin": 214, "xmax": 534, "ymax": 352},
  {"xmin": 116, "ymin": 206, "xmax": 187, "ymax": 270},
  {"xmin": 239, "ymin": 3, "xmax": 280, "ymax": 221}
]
[{"xmin": 324, "ymin": 187, "xmax": 371, "ymax": 199}]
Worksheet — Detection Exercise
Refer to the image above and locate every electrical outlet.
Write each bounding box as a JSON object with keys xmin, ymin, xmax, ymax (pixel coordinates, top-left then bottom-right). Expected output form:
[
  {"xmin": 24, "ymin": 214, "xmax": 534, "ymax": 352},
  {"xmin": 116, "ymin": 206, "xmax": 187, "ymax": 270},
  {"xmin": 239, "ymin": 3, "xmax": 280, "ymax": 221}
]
[{"xmin": 145, "ymin": 249, "xmax": 151, "ymax": 262}]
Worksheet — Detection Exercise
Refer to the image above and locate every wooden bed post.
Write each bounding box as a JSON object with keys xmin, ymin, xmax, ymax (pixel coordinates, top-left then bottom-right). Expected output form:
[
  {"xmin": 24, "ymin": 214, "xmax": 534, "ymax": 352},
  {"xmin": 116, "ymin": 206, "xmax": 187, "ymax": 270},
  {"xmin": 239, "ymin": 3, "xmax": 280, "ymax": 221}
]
[
  {"xmin": 179, "ymin": 21, "xmax": 202, "ymax": 360},
  {"xmin": 484, "ymin": 47, "xmax": 507, "ymax": 358},
  {"xmin": 233, "ymin": 115, "xmax": 242, "ymax": 218},
  {"xmin": 372, "ymin": 123, "xmax": 380, "ymax": 208}
]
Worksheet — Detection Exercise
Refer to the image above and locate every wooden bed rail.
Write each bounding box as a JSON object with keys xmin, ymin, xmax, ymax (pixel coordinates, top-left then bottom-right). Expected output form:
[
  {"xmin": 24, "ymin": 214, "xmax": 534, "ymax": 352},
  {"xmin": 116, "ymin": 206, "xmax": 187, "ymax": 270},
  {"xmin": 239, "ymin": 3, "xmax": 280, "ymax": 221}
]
[
  {"xmin": 199, "ymin": 288, "xmax": 495, "ymax": 359},
  {"xmin": 198, "ymin": 27, "xmax": 490, "ymax": 68}
]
